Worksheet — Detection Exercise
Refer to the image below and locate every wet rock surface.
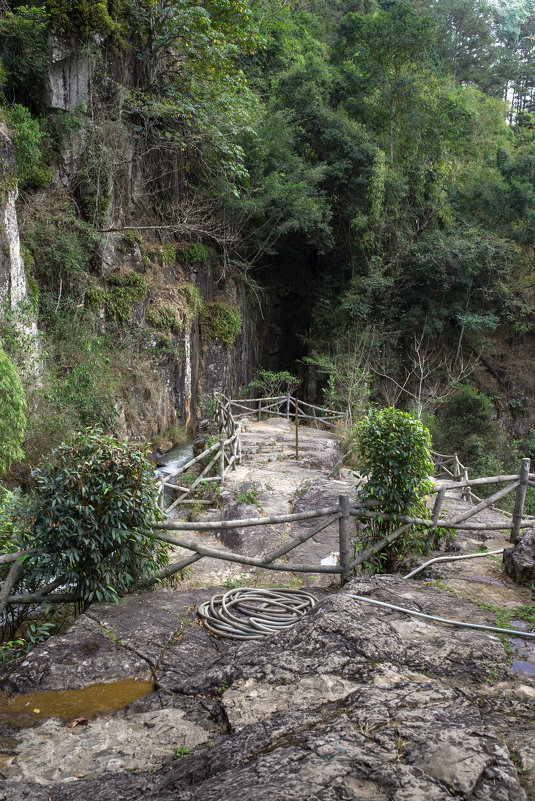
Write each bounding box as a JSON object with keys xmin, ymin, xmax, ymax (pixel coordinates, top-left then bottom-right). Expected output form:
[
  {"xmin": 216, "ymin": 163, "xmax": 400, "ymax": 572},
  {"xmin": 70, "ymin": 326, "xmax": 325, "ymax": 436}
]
[
  {"xmin": 1, "ymin": 572, "xmax": 534, "ymax": 800},
  {"xmin": 0, "ymin": 587, "xmax": 232, "ymax": 695}
]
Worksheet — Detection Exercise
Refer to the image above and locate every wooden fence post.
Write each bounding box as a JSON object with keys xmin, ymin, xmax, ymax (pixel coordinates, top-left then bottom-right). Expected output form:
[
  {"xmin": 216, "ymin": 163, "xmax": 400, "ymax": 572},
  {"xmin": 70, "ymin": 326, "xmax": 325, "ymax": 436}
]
[
  {"xmin": 424, "ymin": 487, "xmax": 446, "ymax": 552},
  {"xmin": 339, "ymin": 495, "xmax": 351, "ymax": 585},
  {"xmin": 462, "ymin": 467, "xmax": 471, "ymax": 503},
  {"xmin": 219, "ymin": 439, "xmax": 225, "ymax": 483},
  {"xmin": 295, "ymin": 398, "xmax": 299, "ymax": 460},
  {"xmin": 511, "ymin": 457, "xmax": 530, "ymax": 543},
  {"xmin": 286, "ymin": 394, "xmax": 290, "ymax": 421},
  {"xmin": 453, "ymin": 453, "xmax": 460, "ymax": 479},
  {"xmin": 257, "ymin": 400, "xmax": 262, "ymax": 421}
]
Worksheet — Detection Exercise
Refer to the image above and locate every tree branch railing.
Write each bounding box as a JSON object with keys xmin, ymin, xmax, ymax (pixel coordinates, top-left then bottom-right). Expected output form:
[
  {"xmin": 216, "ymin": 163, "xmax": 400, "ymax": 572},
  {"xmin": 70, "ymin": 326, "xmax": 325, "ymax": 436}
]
[
  {"xmin": 3, "ymin": 461, "xmax": 534, "ymax": 606},
  {"xmin": 158, "ymin": 393, "xmax": 347, "ymax": 514},
  {"xmin": 430, "ymin": 450, "xmax": 533, "ymax": 519},
  {"xmin": 226, "ymin": 394, "xmax": 348, "ymax": 428},
  {"xmin": 149, "ymin": 462, "xmax": 534, "ymax": 586},
  {"xmin": 158, "ymin": 396, "xmax": 241, "ymax": 514}
]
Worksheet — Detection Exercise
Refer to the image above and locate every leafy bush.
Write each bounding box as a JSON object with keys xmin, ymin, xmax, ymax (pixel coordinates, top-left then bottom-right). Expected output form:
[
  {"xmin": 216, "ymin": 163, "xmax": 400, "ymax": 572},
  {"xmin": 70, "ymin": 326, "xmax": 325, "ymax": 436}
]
[
  {"xmin": 427, "ymin": 385, "xmax": 517, "ymax": 482},
  {"xmin": 146, "ymin": 304, "xmax": 182, "ymax": 332},
  {"xmin": 23, "ymin": 430, "xmax": 167, "ymax": 604},
  {"xmin": 104, "ymin": 272, "xmax": 148, "ymax": 321},
  {"xmin": 247, "ymin": 369, "xmax": 299, "ymax": 397},
  {"xmin": 0, "ymin": 345, "xmax": 26, "ymax": 476},
  {"xmin": 352, "ymin": 407, "xmax": 434, "ymax": 571},
  {"xmin": 235, "ymin": 486, "xmax": 260, "ymax": 506},
  {"xmin": 3, "ymin": 104, "xmax": 52, "ymax": 190},
  {"xmin": 178, "ymin": 243, "xmax": 210, "ymax": 263},
  {"xmin": 167, "ymin": 425, "xmax": 187, "ymax": 446},
  {"xmin": 0, "ymin": 7, "xmax": 49, "ymax": 111},
  {"xmin": 21, "ymin": 192, "xmax": 99, "ymax": 300},
  {"xmin": 40, "ymin": 299, "xmax": 119, "ymax": 427},
  {"xmin": 202, "ymin": 302, "xmax": 242, "ymax": 347}
]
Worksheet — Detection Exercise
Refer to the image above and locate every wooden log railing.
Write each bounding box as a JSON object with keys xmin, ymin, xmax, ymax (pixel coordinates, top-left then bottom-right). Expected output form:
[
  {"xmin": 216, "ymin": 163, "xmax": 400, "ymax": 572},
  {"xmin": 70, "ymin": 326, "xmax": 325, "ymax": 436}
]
[
  {"xmin": 158, "ymin": 393, "xmax": 348, "ymax": 514},
  {"xmin": 158, "ymin": 396, "xmax": 241, "ymax": 514},
  {"xmin": 226, "ymin": 394, "xmax": 348, "ymax": 428},
  {"xmin": 3, "ymin": 460, "xmax": 535, "ymax": 607},
  {"xmin": 150, "ymin": 462, "xmax": 535, "ymax": 584}
]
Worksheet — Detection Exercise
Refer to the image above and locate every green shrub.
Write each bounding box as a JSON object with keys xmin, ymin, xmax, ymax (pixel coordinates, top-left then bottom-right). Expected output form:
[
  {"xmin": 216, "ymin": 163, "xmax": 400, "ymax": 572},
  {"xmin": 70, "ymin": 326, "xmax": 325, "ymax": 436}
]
[
  {"xmin": 104, "ymin": 272, "xmax": 148, "ymax": 321},
  {"xmin": 159, "ymin": 244, "xmax": 177, "ymax": 267},
  {"xmin": 183, "ymin": 282, "xmax": 204, "ymax": 317},
  {"xmin": 167, "ymin": 425, "xmax": 187, "ymax": 445},
  {"xmin": 21, "ymin": 193, "xmax": 99, "ymax": 300},
  {"xmin": 235, "ymin": 487, "xmax": 260, "ymax": 506},
  {"xmin": 23, "ymin": 430, "xmax": 167, "ymax": 604},
  {"xmin": 247, "ymin": 369, "xmax": 299, "ymax": 397},
  {"xmin": 427, "ymin": 385, "xmax": 517, "ymax": 484},
  {"xmin": 3, "ymin": 104, "xmax": 52, "ymax": 190},
  {"xmin": 352, "ymin": 407, "xmax": 434, "ymax": 572},
  {"xmin": 179, "ymin": 243, "xmax": 210, "ymax": 263},
  {"xmin": 0, "ymin": 345, "xmax": 26, "ymax": 476},
  {"xmin": 202, "ymin": 302, "xmax": 241, "ymax": 347},
  {"xmin": 146, "ymin": 304, "xmax": 182, "ymax": 332}
]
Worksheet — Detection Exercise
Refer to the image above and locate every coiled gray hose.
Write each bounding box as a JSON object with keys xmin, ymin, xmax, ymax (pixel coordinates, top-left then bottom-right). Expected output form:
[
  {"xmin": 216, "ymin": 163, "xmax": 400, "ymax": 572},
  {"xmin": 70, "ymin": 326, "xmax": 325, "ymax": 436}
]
[{"xmin": 197, "ymin": 587, "xmax": 317, "ymax": 640}]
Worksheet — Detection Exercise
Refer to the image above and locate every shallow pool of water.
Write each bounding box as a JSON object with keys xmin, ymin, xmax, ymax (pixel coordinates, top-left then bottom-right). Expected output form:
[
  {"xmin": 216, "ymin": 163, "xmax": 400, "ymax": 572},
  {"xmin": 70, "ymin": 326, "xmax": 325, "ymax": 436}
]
[
  {"xmin": 0, "ymin": 678, "xmax": 155, "ymax": 728},
  {"xmin": 512, "ymin": 659, "xmax": 535, "ymax": 675}
]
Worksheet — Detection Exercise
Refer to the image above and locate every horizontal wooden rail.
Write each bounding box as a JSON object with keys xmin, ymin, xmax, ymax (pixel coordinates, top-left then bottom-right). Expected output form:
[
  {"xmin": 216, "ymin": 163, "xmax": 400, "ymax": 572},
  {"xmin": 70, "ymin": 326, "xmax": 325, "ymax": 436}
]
[
  {"xmin": 351, "ymin": 509, "xmax": 533, "ymax": 531},
  {"xmin": 153, "ymin": 531, "xmax": 342, "ymax": 574},
  {"xmin": 153, "ymin": 504, "xmax": 342, "ymax": 531},
  {"xmin": 428, "ymin": 473, "xmax": 535, "ymax": 492}
]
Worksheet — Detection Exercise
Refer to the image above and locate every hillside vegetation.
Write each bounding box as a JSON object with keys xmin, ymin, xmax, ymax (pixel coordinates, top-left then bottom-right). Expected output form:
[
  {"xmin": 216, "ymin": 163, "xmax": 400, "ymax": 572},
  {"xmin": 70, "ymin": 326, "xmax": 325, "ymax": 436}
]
[{"xmin": 1, "ymin": 0, "xmax": 535, "ymax": 482}]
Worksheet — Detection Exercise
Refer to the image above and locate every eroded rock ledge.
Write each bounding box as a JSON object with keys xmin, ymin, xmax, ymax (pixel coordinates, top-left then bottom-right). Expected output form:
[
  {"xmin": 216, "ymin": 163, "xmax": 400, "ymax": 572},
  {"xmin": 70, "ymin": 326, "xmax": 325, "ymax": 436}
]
[{"xmin": 1, "ymin": 573, "xmax": 534, "ymax": 800}]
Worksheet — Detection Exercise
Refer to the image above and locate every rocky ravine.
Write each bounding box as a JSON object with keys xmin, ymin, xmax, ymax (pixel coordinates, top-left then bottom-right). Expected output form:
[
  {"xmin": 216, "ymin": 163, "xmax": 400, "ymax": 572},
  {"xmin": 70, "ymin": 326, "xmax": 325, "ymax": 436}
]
[{"xmin": 1, "ymin": 421, "xmax": 535, "ymax": 800}]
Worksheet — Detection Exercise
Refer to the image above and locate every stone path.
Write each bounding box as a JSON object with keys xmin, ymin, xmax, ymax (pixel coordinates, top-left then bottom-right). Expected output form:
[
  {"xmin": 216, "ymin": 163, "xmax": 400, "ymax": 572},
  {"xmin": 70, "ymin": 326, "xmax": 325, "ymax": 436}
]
[
  {"xmin": 1, "ymin": 424, "xmax": 535, "ymax": 800},
  {"xmin": 169, "ymin": 417, "xmax": 355, "ymax": 589}
]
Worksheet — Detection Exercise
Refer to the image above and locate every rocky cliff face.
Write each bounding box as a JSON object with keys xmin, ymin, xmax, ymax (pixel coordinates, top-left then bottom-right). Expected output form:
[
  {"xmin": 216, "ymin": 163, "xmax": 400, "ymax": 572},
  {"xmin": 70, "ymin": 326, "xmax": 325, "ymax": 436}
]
[
  {"xmin": 0, "ymin": 123, "xmax": 37, "ymax": 342},
  {"xmin": 0, "ymin": 38, "xmax": 255, "ymax": 444}
]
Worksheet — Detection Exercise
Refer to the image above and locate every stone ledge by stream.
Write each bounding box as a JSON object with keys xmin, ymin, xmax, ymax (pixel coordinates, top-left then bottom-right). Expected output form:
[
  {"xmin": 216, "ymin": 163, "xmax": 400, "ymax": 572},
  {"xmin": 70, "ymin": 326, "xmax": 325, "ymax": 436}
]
[{"xmin": 1, "ymin": 575, "xmax": 534, "ymax": 800}]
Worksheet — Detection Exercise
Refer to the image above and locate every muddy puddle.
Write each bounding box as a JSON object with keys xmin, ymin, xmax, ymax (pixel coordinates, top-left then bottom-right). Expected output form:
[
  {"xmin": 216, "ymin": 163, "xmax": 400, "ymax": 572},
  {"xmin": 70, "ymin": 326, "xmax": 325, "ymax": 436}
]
[{"xmin": 0, "ymin": 678, "xmax": 155, "ymax": 728}]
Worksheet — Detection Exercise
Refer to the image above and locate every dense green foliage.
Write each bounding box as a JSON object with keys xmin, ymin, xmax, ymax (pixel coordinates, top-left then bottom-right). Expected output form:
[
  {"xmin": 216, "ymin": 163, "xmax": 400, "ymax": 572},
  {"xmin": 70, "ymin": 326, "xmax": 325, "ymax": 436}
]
[
  {"xmin": 247, "ymin": 369, "xmax": 299, "ymax": 398},
  {"xmin": 352, "ymin": 407, "xmax": 434, "ymax": 570},
  {"xmin": 0, "ymin": 345, "xmax": 26, "ymax": 475},
  {"xmin": 2, "ymin": 0, "xmax": 535, "ymax": 478},
  {"xmin": 354, "ymin": 407, "xmax": 433, "ymax": 512},
  {"xmin": 203, "ymin": 302, "xmax": 242, "ymax": 346},
  {"xmin": 22, "ymin": 430, "xmax": 167, "ymax": 603},
  {"xmin": 427, "ymin": 385, "xmax": 518, "ymax": 479}
]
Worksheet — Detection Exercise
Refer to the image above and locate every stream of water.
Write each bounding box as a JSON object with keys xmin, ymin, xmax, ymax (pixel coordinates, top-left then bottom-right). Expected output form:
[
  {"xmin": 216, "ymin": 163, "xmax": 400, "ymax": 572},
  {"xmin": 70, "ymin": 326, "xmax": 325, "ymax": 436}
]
[
  {"xmin": 154, "ymin": 439, "xmax": 196, "ymax": 515},
  {"xmin": 154, "ymin": 440, "xmax": 195, "ymax": 478}
]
